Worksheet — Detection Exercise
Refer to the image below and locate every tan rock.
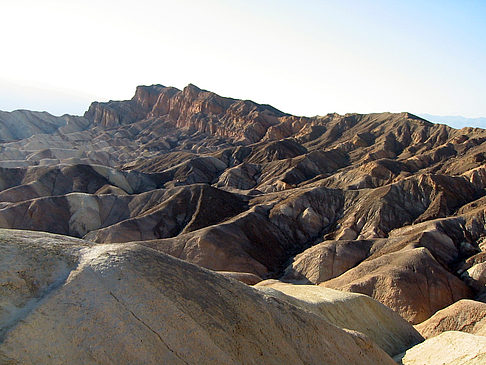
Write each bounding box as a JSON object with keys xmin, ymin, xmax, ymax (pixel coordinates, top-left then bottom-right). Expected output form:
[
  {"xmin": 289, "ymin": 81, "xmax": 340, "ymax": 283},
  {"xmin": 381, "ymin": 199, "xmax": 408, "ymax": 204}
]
[
  {"xmin": 467, "ymin": 262, "xmax": 486, "ymax": 289},
  {"xmin": 3, "ymin": 86, "xmax": 486, "ymax": 348},
  {"xmin": 94, "ymin": 184, "xmax": 129, "ymax": 195},
  {"xmin": 215, "ymin": 271, "xmax": 263, "ymax": 285},
  {"xmin": 215, "ymin": 163, "xmax": 259, "ymax": 190},
  {"xmin": 0, "ymin": 110, "xmax": 70, "ymax": 142},
  {"xmin": 282, "ymin": 240, "xmax": 372, "ymax": 284},
  {"xmin": 415, "ymin": 299, "xmax": 486, "ymax": 338},
  {"xmin": 394, "ymin": 331, "xmax": 486, "ymax": 365},
  {"xmin": 255, "ymin": 280, "xmax": 423, "ymax": 356}
]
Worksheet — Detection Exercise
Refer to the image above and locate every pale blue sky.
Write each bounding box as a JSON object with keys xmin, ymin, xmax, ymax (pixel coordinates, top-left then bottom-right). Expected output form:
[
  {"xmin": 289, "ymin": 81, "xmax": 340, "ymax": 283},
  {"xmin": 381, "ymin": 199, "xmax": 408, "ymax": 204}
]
[{"xmin": 1, "ymin": 0, "xmax": 485, "ymax": 123}]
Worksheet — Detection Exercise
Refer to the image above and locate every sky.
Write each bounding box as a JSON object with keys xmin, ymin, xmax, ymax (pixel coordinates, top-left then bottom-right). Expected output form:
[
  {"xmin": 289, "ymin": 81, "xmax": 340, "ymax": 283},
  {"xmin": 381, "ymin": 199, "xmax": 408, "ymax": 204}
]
[{"xmin": 1, "ymin": 0, "xmax": 485, "ymax": 125}]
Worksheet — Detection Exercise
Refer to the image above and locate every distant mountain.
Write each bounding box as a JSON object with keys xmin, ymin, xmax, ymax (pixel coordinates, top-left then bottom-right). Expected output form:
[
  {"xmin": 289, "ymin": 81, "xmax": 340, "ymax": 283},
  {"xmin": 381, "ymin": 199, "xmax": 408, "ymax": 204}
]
[{"xmin": 418, "ymin": 113, "xmax": 486, "ymax": 129}]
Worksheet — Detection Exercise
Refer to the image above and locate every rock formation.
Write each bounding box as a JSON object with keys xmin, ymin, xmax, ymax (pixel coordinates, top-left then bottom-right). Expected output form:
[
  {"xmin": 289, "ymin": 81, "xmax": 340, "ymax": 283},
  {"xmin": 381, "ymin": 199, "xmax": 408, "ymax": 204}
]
[
  {"xmin": 319, "ymin": 247, "xmax": 473, "ymax": 324},
  {"xmin": 395, "ymin": 331, "xmax": 486, "ymax": 365},
  {"xmin": 415, "ymin": 299, "xmax": 486, "ymax": 338},
  {"xmin": 1, "ymin": 83, "xmax": 486, "ymax": 362}
]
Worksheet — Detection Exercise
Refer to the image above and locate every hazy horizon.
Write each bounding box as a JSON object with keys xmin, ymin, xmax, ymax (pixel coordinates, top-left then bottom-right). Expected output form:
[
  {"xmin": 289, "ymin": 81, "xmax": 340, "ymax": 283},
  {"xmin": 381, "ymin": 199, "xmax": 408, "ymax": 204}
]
[{"xmin": 1, "ymin": 1, "xmax": 485, "ymax": 121}]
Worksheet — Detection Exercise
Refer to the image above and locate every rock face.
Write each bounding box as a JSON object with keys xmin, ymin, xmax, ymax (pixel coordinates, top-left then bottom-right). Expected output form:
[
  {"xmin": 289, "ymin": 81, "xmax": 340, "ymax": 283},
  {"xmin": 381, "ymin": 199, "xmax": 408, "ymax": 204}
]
[
  {"xmin": 0, "ymin": 229, "xmax": 395, "ymax": 365},
  {"xmin": 2, "ymin": 83, "xmax": 486, "ymax": 345},
  {"xmin": 84, "ymin": 83, "xmax": 286, "ymax": 144},
  {"xmin": 415, "ymin": 299, "xmax": 486, "ymax": 338},
  {"xmin": 254, "ymin": 280, "xmax": 423, "ymax": 356},
  {"xmin": 395, "ymin": 331, "xmax": 486, "ymax": 365}
]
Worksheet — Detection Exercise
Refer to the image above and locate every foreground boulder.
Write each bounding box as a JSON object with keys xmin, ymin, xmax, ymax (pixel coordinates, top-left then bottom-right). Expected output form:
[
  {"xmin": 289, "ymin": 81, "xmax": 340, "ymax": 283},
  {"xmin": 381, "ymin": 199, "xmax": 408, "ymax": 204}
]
[
  {"xmin": 255, "ymin": 280, "xmax": 423, "ymax": 356},
  {"xmin": 0, "ymin": 229, "xmax": 395, "ymax": 365},
  {"xmin": 394, "ymin": 331, "xmax": 486, "ymax": 365}
]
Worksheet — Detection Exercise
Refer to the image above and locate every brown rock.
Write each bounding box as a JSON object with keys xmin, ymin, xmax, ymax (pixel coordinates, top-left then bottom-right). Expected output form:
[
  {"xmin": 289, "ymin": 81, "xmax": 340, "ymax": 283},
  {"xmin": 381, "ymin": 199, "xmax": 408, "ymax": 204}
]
[
  {"xmin": 321, "ymin": 247, "xmax": 473, "ymax": 324},
  {"xmin": 415, "ymin": 299, "xmax": 486, "ymax": 338}
]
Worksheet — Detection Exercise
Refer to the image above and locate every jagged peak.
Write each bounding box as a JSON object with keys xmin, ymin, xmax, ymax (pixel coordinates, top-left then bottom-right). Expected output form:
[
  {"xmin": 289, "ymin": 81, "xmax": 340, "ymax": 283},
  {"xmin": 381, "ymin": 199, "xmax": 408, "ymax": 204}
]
[
  {"xmin": 184, "ymin": 83, "xmax": 203, "ymax": 92},
  {"xmin": 182, "ymin": 83, "xmax": 210, "ymax": 98}
]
